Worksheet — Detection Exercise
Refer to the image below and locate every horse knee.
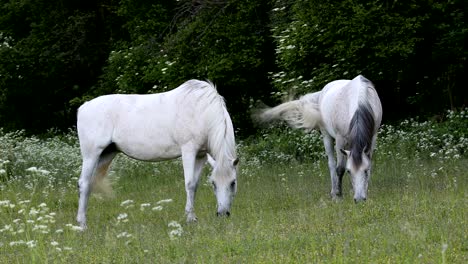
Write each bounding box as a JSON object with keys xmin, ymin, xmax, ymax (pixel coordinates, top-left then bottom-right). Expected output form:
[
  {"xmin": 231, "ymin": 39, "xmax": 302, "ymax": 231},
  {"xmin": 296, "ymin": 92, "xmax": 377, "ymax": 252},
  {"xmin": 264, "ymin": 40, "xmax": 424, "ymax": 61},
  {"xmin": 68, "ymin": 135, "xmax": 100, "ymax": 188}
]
[
  {"xmin": 78, "ymin": 179, "xmax": 92, "ymax": 195},
  {"xmin": 185, "ymin": 180, "xmax": 198, "ymax": 192}
]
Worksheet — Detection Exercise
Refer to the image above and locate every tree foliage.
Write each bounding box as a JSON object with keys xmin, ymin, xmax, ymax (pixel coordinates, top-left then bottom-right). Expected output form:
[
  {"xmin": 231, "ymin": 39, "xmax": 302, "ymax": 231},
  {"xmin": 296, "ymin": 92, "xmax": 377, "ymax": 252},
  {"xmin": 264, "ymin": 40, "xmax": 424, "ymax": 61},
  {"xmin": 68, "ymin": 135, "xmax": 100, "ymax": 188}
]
[{"xmin": 0, "ymin": 0, "xmax": 466, "ymax": 134}]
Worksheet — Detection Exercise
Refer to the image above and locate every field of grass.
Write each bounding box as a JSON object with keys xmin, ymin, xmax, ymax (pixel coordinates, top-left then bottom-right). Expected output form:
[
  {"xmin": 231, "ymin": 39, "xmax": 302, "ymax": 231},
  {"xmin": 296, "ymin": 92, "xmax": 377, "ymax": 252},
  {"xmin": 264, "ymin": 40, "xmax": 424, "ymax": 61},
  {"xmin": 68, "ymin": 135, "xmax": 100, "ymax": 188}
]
[{"xmin": 0, "ymin": 110, "xmax": 467, "ymax": 263}]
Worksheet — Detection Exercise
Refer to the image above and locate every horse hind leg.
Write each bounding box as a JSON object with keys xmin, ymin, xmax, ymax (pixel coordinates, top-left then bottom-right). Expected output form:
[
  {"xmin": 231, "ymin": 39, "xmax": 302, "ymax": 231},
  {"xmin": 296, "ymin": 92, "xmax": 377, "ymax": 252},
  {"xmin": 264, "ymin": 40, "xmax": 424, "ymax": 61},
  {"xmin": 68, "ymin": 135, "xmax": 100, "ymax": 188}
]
[
  {"xmin": 77, "ymin": 154, "xmax": 99, "ymax": 229},
  {"xmin": 76, "ymin": 144, "xmax": 117, "ymax": 229}
]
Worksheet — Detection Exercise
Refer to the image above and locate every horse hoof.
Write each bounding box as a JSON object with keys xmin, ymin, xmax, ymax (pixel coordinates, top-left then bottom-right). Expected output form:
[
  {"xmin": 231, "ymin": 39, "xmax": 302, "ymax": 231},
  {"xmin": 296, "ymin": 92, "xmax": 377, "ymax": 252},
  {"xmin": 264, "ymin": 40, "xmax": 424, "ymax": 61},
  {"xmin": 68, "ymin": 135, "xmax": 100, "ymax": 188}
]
[
  {"xmin": 186, "ymin": 215, "xmax": 198, "ymax": 223},
  {"xmin": 330, "ymin": 193, "xmax": 343, "ymax": 202}
]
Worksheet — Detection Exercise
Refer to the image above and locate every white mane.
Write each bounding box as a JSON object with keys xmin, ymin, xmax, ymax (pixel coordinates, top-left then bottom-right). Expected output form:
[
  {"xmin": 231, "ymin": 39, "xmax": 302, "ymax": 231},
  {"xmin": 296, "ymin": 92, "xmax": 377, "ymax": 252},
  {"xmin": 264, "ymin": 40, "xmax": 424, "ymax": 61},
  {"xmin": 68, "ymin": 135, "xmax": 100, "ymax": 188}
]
[{"xmin": 178, "ymin": 80, "xmax": 237, "ymax": 165}]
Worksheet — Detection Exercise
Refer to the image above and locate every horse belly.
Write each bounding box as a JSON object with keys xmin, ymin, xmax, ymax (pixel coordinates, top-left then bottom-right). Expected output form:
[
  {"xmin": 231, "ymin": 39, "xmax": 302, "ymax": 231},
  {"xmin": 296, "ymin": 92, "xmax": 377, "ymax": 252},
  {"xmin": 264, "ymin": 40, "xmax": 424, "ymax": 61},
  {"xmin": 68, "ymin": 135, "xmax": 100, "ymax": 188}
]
[
  {"xmin": 111, "ymin": 118, "xmax": 183, "ymax": 161},
  {"xmin": 115, "ymin": 135, "xmax": 182, "ymax": 162}
]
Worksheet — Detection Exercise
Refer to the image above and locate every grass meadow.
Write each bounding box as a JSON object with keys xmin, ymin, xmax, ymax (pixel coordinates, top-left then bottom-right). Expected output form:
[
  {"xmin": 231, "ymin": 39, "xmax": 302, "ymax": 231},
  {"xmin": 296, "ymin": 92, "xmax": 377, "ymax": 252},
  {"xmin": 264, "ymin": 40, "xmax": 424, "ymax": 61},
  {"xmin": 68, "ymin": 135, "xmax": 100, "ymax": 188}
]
[{"xmin": 0, "ymin": 110, "xmax": 467, "ymax": 263}]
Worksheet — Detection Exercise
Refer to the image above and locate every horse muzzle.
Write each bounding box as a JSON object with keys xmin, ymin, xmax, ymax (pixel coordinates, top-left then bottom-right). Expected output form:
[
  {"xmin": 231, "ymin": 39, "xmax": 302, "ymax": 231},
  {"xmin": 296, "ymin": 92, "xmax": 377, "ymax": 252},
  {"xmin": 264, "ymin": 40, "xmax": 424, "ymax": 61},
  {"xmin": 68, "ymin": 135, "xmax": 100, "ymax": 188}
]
[
  {"xmin": 216, "ymin": 211, "xmax": 231, "ymax": 217},
  {"xmin": 354, "ymin": 196, "xmax": 367, "ymax": 203}
]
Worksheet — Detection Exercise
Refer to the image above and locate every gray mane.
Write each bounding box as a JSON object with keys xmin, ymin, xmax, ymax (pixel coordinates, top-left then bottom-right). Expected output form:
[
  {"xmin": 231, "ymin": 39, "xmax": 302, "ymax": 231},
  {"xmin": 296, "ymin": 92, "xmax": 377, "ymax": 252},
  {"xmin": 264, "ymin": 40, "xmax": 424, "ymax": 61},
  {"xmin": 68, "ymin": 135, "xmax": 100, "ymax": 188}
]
[{"xmin": 349, "ymin": 102, "xmax": 375, "ymax": 166}]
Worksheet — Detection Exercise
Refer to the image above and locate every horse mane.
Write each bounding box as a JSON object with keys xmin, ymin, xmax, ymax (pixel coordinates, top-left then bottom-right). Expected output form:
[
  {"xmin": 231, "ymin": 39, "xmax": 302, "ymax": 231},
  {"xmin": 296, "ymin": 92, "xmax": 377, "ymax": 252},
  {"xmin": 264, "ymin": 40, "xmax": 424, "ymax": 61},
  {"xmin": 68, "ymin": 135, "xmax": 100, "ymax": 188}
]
[
  {"xmin": 348, "ymin": 77, "xmax": 375, "ymax": 166},
  {"xmin": 183, "ymin": 80, "xmax": 237, "ymax": 168}
]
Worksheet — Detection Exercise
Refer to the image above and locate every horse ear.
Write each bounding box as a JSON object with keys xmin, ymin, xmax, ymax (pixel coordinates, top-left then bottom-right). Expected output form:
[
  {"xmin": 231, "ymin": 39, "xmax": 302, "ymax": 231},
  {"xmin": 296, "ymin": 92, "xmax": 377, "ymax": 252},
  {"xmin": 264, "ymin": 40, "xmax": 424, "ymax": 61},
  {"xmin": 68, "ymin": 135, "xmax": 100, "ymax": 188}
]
[
  {"xmin": 340, "ymin": 149, "xmax": 350, "ymax": 157},
  {"xmin": 232, "ymin": 158, "xmax": 239, "ymax": 167},
  {"xmin": 207, "ymin": 154, "xmax": 216, "ymax": 168}
]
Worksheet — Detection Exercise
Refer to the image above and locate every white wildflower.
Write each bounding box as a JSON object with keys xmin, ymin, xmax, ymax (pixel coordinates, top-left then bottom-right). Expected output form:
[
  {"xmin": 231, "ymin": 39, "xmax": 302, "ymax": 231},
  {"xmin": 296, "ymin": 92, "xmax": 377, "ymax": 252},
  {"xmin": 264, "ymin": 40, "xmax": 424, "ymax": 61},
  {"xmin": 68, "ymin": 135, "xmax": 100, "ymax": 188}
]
[
  {"xmin": 18, "ymin": 200, "xmax": 30, "ymax": 205},
  {"xmin": 117, "ymin": 213, "xmax": 128, "ymax": 222},
  {"xmin": 169, "ymin": 229, "xmax": 183, "ymax": 240},
  {"xmin": 26, "ymin": 167, "xmax": 38, "ymax": 172},
  {"xmin": 65, "ymin": 224, "xmax": 84, "ymax": 232},
  {"xmin": 120, "ymin": 200, "xmax": 134, "ymax": 208},
  {"xmin": 168, "ymin": 221, "xmax": 181, "ymax": 228},
  {"xmin": 157, "ymin": 199, "xmax": 173, "ymax": 204},
  {"xmin": 0, "ymin": 200, "xmax": 12, "ymax": 207},
  {"xmin": 1, "ymin": 224, "xmax": 13, "ymax": 232},
  {"xmin": 38, "ymin": 169, "xmax": 50, "ymax": 175},
  {"xmin": 152, "ymin": 206, "xmax": 163, "ymax": 211},
  {"xmin": 26, "ymin": 240, "xmax": 37, "ymax": 248},
  {"xmin": 140, "ymin": 203, "xmax": 151, "ymax": 211},
  {"xmin": 168, "ymin": 221, "xmax": 183, "ymax": 240},
  {"xmin": 32, "ymin": 224, "xmax": 48, "ymax": 230},
  {"xmin": 116, "ymin": 231, "xmax": 132, "ymax": 239},
  {"xmin": 29, "ymin": 208, "xmax": 39, "ymax": 216},
  {"xmin": 9, "ymin": 240, "xmax": 25, "ymax": 246}
]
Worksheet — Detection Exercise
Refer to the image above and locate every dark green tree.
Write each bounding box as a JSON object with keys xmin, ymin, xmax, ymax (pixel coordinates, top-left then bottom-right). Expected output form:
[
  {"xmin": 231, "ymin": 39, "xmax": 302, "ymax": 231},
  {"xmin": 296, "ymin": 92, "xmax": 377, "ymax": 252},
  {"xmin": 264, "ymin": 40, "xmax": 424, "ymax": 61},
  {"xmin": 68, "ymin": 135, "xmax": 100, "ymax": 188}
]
[
  {"xmin": 98, "ymin": 0, "xmax": 276, "ymax": 135},
  {"xmin": 0, "ymin": 0, "xmax": 120, "ymax": 132},
  {"xmin": 269, "ymin": 0, "xmax": 467, "ymax": 120}
]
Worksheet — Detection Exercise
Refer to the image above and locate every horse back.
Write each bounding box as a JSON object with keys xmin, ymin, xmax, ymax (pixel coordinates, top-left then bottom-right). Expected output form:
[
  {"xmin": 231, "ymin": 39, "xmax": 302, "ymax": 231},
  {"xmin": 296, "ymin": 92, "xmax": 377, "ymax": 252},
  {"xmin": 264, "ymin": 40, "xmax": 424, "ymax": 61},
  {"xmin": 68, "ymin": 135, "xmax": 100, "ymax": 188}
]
[{"xmin": 319, "ymin": 75, "xmax": 382, "ymax": 138}]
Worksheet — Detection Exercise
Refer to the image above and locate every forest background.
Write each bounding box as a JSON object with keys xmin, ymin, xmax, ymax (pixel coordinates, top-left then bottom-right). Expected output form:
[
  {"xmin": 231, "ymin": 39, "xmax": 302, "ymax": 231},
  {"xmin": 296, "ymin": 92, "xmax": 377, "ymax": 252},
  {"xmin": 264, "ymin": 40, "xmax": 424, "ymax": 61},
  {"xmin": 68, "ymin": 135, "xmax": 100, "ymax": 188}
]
[{"xmin": 0, "ymin": 0, "xmax": 466, "ymax": 135}]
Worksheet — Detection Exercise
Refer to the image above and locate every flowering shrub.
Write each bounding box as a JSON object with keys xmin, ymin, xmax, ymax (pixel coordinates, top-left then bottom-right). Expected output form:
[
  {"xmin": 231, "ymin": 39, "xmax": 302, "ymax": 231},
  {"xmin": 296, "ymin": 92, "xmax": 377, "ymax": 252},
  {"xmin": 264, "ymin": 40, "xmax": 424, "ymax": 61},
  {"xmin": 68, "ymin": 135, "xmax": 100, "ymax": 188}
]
[
  {"xmin": 241, "ymin": 108, "xmax": 468, "ymax": 165},
  {"xmin": 378, "ymin": 109, "xmax": 467, "ymax": 160}
]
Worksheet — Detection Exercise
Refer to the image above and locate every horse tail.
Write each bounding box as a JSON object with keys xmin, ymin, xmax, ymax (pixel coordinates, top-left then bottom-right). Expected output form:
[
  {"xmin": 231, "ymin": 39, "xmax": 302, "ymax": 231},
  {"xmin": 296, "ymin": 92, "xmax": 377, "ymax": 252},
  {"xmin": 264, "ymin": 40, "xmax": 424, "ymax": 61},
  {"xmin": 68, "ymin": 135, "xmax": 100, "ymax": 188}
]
[
  {"xmin": 92, "ymin": 173, "xmax": 114, "ymax": 198},
  {"xmin": 254, "ymin": 98, "xmax": 321, "ymax": 131}
]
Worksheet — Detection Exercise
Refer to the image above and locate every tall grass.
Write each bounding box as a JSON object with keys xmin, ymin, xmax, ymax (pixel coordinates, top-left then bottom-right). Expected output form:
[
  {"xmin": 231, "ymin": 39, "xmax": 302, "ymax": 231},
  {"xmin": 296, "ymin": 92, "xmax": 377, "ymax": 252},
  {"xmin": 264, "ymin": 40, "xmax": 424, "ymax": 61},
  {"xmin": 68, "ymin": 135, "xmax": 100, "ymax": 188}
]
[{"xmin": 0, "ymin": 109, "xmax": 467, "ymax": 263}]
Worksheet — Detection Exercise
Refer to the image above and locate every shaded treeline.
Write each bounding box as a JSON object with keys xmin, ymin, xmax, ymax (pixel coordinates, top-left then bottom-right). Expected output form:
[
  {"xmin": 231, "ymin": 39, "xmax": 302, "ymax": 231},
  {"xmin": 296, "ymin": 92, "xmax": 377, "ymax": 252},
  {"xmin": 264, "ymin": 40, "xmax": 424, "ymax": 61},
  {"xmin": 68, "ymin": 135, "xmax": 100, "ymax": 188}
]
[{"xmin": 0, "ymin": 0, "xmax": 466, "ymax": 135}]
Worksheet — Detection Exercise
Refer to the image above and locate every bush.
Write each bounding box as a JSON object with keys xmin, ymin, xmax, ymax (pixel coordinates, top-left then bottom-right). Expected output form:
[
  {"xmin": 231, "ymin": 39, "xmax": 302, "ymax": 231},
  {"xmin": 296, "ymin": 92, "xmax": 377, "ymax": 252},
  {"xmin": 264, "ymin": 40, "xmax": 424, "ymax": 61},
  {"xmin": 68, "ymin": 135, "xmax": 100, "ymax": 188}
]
[{"xmin": 242, "ymin": 108, "xmax": 468, "ymax": 164}]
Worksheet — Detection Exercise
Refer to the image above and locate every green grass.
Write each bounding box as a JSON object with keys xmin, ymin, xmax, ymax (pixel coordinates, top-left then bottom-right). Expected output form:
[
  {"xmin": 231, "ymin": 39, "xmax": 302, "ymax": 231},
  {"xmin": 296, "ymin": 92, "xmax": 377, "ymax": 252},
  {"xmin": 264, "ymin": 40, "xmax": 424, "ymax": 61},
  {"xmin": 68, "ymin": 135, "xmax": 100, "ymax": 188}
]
[
  {"xmin": 0, "ymin": 110, "xmax": 467, "ymax": 263},
  {"xmin": 0, "ymin": 153, "xmax": 466, "ymax": 263}
]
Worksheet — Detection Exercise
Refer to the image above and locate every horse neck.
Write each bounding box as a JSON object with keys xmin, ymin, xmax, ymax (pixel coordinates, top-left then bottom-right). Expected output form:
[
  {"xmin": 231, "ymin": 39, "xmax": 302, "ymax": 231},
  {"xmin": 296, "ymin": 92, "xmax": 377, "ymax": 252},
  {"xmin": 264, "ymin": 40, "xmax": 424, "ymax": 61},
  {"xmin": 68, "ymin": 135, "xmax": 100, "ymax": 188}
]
[{"xmin": 208, "ymin": 107, "xmax": 237, "ymax": 165}]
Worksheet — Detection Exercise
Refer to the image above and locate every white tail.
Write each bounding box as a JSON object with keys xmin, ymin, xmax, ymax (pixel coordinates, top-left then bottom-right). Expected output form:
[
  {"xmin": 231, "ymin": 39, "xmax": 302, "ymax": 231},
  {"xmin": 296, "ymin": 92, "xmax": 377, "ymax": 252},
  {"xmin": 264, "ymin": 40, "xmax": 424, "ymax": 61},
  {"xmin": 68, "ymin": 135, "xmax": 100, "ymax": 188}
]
[
  {"xmin": 255, "ymin": 98, "xmax": 322, "ymax": 131},
  {"xmin": 92, "ymin": 176, "xmax": 114, "ymax": 198}
]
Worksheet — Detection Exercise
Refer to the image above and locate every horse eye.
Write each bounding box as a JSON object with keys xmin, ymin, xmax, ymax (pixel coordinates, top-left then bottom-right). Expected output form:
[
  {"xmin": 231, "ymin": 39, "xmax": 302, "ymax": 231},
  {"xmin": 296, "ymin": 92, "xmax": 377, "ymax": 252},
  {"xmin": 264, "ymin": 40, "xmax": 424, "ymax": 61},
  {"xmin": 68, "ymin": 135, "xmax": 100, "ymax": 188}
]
[
  {"xmin": 230, "ymin": 180, "xmax": 236, "ymax": 190},
  {"xmin": 211, "ymin": 182, "xmax": 217, "ymax": 191}
]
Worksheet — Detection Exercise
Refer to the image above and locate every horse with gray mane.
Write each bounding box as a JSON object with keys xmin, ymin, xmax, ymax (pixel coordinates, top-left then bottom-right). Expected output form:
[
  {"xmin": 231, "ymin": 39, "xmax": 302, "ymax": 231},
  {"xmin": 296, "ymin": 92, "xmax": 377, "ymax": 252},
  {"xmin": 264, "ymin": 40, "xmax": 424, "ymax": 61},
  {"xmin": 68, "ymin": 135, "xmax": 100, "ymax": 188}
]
[
  {"xmin": 256, "ymin": 75, "xmax": 382, "ymax": 202},
  {"xmin": 76, "ymin": 80, "xmax": 238, "ymax": 229}
]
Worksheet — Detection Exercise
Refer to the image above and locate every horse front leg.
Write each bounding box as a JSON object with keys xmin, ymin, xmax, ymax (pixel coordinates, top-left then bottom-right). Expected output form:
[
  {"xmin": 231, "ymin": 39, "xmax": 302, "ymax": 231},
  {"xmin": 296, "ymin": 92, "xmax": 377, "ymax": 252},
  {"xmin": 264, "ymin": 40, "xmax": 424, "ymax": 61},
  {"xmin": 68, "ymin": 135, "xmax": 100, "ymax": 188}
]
[
  {"xmin": 335, "ymin": 136, "xmax": 347, "ymax": 197},
  {"xmin": 322, "ymin": 132, "xmax": 340, "ymax": 200},
  {"xmin": 181, "ymin": 149, "xmax": 205, "ymax": 223}
]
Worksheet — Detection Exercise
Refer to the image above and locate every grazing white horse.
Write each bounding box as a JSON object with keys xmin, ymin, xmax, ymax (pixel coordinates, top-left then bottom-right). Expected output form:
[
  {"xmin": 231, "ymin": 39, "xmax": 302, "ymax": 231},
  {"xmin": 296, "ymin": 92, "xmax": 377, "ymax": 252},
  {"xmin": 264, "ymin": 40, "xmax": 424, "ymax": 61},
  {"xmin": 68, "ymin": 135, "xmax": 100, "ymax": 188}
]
[
  {"xmin": 76, "ymin": 80, "xmax": 238, "ymax": 228},
  {"xmin": 257, "ymin": 75, "xmax": 382, "ymax": 202}
]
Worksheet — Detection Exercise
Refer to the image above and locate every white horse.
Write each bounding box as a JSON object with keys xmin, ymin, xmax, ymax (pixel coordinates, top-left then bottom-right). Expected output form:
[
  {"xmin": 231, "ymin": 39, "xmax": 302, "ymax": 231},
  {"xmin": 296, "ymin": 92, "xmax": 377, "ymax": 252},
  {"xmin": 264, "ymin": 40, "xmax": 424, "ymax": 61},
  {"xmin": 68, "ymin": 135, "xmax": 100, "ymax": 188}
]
[
  {"xmin": 257, "ymin": 75, "xmax": 382, "ymax": 202},
  {"xmin": 76, "ymin": 80, "xmax": 238, "ymax": 228}
]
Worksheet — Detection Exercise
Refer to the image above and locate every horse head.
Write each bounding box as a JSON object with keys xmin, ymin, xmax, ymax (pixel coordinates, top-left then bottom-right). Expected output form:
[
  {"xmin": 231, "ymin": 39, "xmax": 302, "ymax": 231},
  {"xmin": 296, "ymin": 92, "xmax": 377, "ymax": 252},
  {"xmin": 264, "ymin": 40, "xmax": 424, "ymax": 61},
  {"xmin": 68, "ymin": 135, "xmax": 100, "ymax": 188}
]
[
  {"xmin": 208, "ymin": 155, "xmax": 239, "ymax": 216},
  {"xmin": 341, "ymin": 149, "xmax": 372, "ymax": 202}
]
